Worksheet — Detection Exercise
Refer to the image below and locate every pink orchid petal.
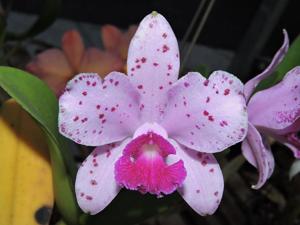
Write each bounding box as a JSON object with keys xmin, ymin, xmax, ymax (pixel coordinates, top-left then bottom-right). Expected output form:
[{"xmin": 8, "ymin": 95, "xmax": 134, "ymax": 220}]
[
  {"xmin": 244, "ymin": 30, "xmax": 289, "ymax": 101},
  {"xmin": 169, "ymin": 141, "xmax": 224, "ymax": 216},
  {"xmin": 278, "ymin": 119, "xmax": 300, "ymax": 134},
  {"xmin": 268, "ymin": 119, "xmax": 300, "ymax": 158},
  {"xmin": 59, "ymin": 72, "xmax": 141, "ymax": 146},
  {"xmin": 75, "ymin": 141, "xmax": 128, "ymax": 215},
  {"xmin": 115, "ymin": 129, "xmax": 186, "ymax": 195},
  {"xmin": 133, "ymin": 122, "xmax": 168, "ymax": 139},
  {"xmin": 127, "ymin": 12, "xmax": 180, "ymax": 122},
  {"xmin": 116, "ymin": 155, "xmax": 185, "ymax": 195},
  {"xmin": 162, "ymin": 71, "xmax": 248, "ymax": 153},
  {"xmin": 248, "ymin": 67, "xmax": 300, "ymax": 131},
  {"xmin": 115, "ymin": 122, "xmax": 186, "ymax": 195},
  {"xmin": 241, "ymin": 123, "xmax": 274, "ymax": 189},
  {"xmin": 79, "ymin": 48, "xmax": 124, "ymax": 77},
  {"xmin": 62, "ymin": 30, "xmax": 85, "ymax": 71},
  {"xmin": 101, "ymin": 25, "xmax": 123, "ymax": 53},
  {"xmin": 241, "ymin": 140, "xmax": 257, "ymax": 168},
  {"xmin": 278, "ymin": 119, "xmax": 300, "ymax": 159}
]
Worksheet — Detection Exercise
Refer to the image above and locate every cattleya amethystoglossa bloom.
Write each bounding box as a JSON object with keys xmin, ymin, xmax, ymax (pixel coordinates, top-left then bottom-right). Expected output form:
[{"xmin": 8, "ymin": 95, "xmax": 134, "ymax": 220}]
[
  {"xmin": 58, "ymin": 12, "xmax": 248, "ymax": 216},
  {"xmin": 241, "ymin": 31, "xmax": 300, "ymax": 189}
]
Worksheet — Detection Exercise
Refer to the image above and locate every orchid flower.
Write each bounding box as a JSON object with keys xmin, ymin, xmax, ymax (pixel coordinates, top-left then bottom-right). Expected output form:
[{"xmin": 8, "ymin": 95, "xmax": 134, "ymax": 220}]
[
  {"xmin": 241, "ymin": 31, "xmax": 300, "ymax": 189},
  {"xmin": 27, "ymin": 25, "xmax": 136, "ymax": 96},
  {"xmin": 58, "ymin": 12, "xmax": 248, "ymax": 216}
]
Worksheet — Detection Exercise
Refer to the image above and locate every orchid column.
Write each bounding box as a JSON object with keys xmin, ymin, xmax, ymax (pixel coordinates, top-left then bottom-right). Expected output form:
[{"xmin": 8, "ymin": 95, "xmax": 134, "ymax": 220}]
[{"xmin": 58, "ymin": 12, "xmax": 248, "ymax": 216}]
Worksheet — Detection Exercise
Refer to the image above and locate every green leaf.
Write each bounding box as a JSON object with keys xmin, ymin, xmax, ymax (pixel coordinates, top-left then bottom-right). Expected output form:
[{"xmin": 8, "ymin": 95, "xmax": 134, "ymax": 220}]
[
  {"xmin": 289, "ymin": 160, "xmax": 300, "ymax": 180},
  {"xmin": 46, "ymin": 135, "xmax": 79, "ymax": 225},
  {"xmin": 0, "ymin": 67, "xmax": 57, "ymax": 139},
  {"xmin": 257, "ymin": 34, "xmax": 300, "ymax": 91},
  {"xmin": 0, "ymin": 66, "xmax": 79, "ymax": 224},
  {"xmin": 7, "ymin": 0, "xmax": 61, "ymax": 40},
  {"xmin": 276, "ymin": 35, "xmax": 300, "ymax": 78}
]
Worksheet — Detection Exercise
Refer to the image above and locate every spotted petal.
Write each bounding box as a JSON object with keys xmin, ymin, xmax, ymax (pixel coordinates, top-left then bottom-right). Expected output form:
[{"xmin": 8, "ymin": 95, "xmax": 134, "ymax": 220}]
[
  {"xmin": 241, "ymin": 123, "xmax": 274, "ymax": 189},
  {"xmin": 169, "ymin": 141, "xmax": 224, "ymax": 216},
  {"xmin": 127, "ymin": 12, "xmax": 180, "ymax": 122},
  {"xmin": 162, "ymin": 71, "xmax": 248, "ymax": 153},
  {"xmin": 75, "ymin": 141, "xmax": 128, "ymax": 214},
  {"xmin": 248, "ymin": 67, "xmax": 300, "ymax": 131},
  {"xmin": 244, "ymin": 30, "xmax": 289, "ymax": 101},
  {"xmin": 59, "ymin": 72, "xmax": 141, "ymax": 146}
]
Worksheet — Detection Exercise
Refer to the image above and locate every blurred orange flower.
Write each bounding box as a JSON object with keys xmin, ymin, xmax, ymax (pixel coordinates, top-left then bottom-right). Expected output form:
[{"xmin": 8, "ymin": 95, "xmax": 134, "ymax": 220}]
[{"xmin": 26, "ymin": 25, "xmax": 137, "ymax": 96}]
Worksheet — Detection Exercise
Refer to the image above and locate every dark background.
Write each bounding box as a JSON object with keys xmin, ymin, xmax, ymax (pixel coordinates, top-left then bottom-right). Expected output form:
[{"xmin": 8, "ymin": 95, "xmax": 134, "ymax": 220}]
[
  {"xmin": 9, "ymin": 0, "xmax": 300, "ymax": 52},
  {"xmin": 8, "ymin": 0, "xmax": 300, "ymax": 80}
]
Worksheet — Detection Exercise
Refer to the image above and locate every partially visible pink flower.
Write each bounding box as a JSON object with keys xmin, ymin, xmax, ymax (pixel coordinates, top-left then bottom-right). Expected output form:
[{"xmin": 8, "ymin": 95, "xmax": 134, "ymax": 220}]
[
  {"xmin": 241, "ymin": 31, "xmax": 300, "ymax": 189},
  {"xmin": 27, "ymin": 26, "xmax": 136, "ymax": 96},
  {"xmin": 58, "ymin": 12, "xmax": 248, "ymax": 216}
]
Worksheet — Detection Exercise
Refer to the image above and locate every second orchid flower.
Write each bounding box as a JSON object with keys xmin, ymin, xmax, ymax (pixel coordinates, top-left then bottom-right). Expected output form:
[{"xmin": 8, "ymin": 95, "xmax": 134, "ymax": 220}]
[{"xmin": 242, "ymin": 31, "xmax": 300, "ymax": 188}]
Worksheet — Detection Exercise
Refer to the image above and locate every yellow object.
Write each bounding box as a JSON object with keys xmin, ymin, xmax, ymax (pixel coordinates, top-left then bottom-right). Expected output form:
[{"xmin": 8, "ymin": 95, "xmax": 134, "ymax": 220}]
[{"xmin": 0, "ymin": 99, "xmax": 54, "ymax": 225}]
